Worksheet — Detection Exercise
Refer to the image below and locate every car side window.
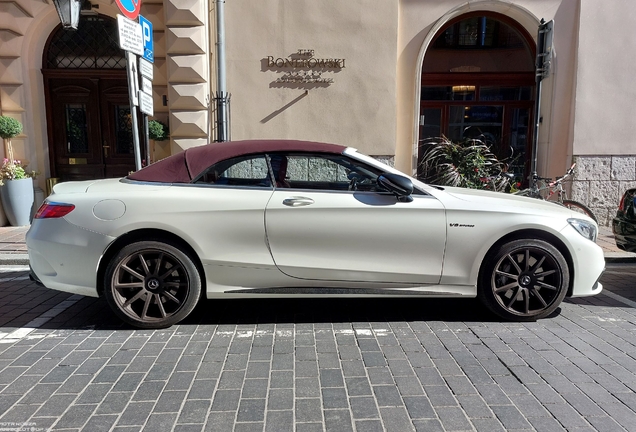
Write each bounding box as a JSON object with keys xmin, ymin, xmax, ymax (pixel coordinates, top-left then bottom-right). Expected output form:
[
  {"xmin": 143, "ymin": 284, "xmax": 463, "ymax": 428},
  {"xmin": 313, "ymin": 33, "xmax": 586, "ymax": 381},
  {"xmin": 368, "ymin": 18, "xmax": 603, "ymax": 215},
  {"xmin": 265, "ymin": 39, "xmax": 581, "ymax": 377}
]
[
  {"xmin": 193, "ymin": 155, "xmax": 272, "ymax": 188},
  {"xmin": 270, "ymin": 153, "xmax": 382, "ymax": 192}
]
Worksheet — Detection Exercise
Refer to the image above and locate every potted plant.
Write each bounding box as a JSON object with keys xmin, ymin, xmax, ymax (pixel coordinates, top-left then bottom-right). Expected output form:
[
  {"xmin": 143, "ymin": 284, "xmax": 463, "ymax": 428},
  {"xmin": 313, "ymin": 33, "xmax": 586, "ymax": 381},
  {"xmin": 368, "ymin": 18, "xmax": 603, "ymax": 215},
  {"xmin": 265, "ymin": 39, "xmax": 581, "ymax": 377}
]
[
  {"xmin": 148, "ymin": 120, "xmax": 169, "ymax": 164},
  {"xmin": 0, "ymin": 116, "xmax": 36, "ymax": 226}
]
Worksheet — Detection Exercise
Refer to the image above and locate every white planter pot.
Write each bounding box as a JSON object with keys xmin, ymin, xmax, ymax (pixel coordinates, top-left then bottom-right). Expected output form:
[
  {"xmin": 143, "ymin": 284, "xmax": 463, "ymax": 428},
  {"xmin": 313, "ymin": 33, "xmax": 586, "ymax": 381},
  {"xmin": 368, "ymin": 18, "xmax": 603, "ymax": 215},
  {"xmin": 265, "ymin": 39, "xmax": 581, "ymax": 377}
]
[
  {"xmin": 0, "ymin": 199, "xmax": 8, "ymax": 227},
  {"xmin": 0, "ymin": 178, "xmax": 34, "ymax": 226}
]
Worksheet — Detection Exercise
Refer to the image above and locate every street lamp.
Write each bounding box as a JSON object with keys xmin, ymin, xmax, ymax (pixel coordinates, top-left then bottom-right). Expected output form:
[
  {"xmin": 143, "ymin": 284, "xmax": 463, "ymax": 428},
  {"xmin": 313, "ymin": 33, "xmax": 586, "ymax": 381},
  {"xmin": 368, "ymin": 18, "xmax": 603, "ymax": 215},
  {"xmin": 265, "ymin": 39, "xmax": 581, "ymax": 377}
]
[{"xmin": 52, "ymin": 0, "xmax": 82, "ymax": 30}]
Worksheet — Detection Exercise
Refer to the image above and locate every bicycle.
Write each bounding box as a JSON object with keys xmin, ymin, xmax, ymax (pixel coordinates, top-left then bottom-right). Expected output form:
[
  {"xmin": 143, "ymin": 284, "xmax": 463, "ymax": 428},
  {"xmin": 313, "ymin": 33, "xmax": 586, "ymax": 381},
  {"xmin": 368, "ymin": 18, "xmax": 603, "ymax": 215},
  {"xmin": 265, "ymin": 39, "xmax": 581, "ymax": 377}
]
[{"xmin": 514, "ymin": 163, "xmax": 597, "ymax": 222}]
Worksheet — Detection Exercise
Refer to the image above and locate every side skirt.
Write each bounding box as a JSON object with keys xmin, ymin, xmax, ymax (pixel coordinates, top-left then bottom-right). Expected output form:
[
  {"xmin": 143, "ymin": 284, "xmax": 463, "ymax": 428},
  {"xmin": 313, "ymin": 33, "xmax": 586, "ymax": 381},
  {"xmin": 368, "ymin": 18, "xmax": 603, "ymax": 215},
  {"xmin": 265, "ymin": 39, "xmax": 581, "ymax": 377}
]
[{"xmin": 216, "ymin": 285, "xmax": 476, "ymax": 298}]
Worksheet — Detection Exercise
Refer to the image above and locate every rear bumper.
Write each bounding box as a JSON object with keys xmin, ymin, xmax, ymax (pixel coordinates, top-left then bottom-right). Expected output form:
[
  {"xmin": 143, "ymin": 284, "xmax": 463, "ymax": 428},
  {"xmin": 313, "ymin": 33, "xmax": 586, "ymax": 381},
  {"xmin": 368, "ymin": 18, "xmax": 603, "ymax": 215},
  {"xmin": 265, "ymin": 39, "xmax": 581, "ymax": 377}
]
[
  {"xmin": 612, "ymin": 217, "xmax": 636, "ymax": 252},
  {"xmin": 29, "ymin": 266, "xmax": 43, "ymax": 286},
  {"xmin": 26, "ymin": 218, "xmax": 115, "ymax": 298}
]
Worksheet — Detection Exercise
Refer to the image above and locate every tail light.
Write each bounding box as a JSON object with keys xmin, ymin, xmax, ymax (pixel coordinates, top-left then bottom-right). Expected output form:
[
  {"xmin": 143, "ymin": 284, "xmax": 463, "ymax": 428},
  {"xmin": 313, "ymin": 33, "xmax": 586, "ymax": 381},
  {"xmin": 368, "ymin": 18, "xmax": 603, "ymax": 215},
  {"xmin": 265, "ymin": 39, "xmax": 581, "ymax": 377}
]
[
  {"xmin": 34, "ymin": 202, "xmax": 75, "ymax": 219},
  {"xmin": 619, "ymin": 194, "xmax": 627, "ymax": 212},
  {"xmin": 618, "ymin": 190, "xmax": 636, "ymax": 218}
]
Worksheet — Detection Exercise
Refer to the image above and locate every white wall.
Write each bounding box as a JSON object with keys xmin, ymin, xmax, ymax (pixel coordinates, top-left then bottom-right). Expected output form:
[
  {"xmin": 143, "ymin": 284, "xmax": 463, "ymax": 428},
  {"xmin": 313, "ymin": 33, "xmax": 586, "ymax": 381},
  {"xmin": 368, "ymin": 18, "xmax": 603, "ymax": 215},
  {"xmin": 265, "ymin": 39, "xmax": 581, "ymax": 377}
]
[{"xmin": 572, "ymin": 0, "xmax": 636, "ymax": 156}]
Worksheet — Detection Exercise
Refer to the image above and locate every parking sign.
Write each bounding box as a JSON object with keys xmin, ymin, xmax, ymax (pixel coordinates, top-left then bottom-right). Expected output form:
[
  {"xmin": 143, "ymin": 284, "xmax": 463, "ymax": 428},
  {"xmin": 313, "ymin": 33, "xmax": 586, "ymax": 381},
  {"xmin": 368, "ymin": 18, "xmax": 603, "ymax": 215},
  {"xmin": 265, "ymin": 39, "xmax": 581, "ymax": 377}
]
[{"xmin": 139, "ymin": 15, "xmax": 154, "ymax": 63}]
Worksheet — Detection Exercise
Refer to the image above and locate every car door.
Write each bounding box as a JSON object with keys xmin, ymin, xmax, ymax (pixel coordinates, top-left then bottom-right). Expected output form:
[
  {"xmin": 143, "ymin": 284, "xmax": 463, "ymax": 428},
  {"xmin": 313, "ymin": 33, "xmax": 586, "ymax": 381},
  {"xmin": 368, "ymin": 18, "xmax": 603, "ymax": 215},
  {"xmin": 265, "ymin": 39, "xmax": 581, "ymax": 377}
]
[
  {"xmin": 264, "ymin": 153, "xmax": 447, "ymax": 284},
  {"xmin": 189, "ymin": 153, "xmax": 276, "ymax": 269}
]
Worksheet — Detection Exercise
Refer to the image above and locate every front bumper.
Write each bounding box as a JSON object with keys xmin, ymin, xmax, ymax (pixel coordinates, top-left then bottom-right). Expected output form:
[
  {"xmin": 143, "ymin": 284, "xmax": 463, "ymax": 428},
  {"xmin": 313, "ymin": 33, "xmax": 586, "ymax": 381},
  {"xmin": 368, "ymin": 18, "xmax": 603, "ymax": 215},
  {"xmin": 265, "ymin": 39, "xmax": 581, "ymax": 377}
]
[
  {"xmin": 26, "ymin": 218, "xmax": 115, "ymax": 298},
  {"xmin": 562, "ymin": 223, "xmax": 605, "ymax": 298}
]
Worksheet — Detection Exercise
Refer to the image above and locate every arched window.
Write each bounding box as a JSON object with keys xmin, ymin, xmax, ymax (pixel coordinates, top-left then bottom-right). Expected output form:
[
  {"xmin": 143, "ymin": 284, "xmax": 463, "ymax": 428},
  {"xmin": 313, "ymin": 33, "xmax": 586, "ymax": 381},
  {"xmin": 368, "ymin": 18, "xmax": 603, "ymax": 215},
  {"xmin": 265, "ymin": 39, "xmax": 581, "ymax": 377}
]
[
  {"xmin": 45, "ymin": 15, "xmax": 125, "ymax": 69},
  {"xmin": 419, "ymin": 13, "xmax": 535, "ymax": 180}
]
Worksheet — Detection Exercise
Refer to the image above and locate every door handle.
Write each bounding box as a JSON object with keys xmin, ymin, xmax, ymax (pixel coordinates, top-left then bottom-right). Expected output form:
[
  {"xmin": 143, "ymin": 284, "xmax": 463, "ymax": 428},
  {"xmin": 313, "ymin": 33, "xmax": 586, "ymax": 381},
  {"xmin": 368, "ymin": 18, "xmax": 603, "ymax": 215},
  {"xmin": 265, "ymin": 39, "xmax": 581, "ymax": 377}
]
[
  {"xmin": 282, "ymin": 197, "xmax": 315, "ymax": 207},
  {"xmin": 102, "ymin": 141, "xmax": 110, "ymax": 159}
]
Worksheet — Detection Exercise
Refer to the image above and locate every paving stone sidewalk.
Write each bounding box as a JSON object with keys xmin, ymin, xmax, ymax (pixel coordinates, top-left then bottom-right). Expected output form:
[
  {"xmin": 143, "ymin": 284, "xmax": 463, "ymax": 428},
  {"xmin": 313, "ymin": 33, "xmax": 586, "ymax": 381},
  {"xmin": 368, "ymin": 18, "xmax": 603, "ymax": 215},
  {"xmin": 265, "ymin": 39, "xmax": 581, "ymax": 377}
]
[{"xmin": 0, "ymin": 265, "xmax": 635, "ymax": 431}]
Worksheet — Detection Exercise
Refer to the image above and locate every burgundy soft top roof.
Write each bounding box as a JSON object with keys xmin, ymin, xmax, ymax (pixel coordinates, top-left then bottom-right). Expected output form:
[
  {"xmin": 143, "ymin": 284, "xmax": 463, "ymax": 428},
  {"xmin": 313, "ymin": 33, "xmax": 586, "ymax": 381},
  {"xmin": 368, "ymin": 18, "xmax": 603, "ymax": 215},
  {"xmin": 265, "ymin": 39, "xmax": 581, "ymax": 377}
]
[{"xmin": 127, "ymin": 139, "xmax": 347, "ymax": 183}]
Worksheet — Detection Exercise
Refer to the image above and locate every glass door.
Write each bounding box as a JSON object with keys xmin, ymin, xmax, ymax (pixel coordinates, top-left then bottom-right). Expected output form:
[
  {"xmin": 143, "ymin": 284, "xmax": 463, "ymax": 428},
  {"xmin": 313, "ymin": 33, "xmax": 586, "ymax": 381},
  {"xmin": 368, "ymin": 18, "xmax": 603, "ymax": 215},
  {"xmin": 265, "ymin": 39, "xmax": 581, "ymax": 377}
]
[
  {"xmin": 419, "ymin": 82, "xmax": 534, "ymax": 183},
  {"xmin": 448, "ymin": 105, "xmax": 503, "ymax": 143}
]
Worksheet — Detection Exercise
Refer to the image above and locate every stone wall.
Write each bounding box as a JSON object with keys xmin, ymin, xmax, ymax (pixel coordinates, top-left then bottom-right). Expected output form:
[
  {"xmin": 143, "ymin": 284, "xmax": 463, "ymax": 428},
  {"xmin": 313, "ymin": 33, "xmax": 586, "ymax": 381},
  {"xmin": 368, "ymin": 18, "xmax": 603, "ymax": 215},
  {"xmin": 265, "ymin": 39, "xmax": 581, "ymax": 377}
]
[
  {"xmin": 571, "ymin": 155, "xmax": 636, "ymax": 226},
  {"xmin": 372, "ymin": 156, "xmax": 395, "ymax": 168}
]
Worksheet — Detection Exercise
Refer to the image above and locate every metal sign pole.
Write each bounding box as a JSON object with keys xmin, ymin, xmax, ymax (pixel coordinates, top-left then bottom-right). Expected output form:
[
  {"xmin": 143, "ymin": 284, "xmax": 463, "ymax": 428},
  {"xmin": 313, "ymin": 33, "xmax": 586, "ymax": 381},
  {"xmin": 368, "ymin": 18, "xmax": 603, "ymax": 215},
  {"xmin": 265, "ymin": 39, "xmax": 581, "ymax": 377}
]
[
  {"xmin": 216, "ymin": 0, "xmax": 228, "ymax": 142},
  {"xmin": 126, "ymin": 51, "xmax": 143, "ymax": 171},
  {"xmin": 143, "ymin": 114, "xmax": 150, "ymax": 165}
]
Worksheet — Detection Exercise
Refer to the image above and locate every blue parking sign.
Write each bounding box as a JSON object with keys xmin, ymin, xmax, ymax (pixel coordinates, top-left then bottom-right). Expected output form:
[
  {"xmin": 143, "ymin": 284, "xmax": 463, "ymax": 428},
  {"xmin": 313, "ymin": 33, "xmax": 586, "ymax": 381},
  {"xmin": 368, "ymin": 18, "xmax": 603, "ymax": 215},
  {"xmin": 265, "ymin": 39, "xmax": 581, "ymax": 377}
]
[{"xmin": 139, "ymin": 15, "xmax": 154, "ymax": 63}]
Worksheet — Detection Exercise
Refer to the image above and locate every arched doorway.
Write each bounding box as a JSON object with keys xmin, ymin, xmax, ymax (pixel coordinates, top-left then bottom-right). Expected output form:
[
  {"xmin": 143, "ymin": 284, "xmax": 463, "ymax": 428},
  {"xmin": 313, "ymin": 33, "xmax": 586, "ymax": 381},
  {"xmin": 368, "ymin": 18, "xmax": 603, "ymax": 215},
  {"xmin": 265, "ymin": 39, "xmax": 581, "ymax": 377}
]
[
  {"xmin": 42, "ymin": 14, "xmax": 137, "ymax": 181},
  {"xmin": 418, "ymin": 12, "xmax": 536, "ymax": 181}
]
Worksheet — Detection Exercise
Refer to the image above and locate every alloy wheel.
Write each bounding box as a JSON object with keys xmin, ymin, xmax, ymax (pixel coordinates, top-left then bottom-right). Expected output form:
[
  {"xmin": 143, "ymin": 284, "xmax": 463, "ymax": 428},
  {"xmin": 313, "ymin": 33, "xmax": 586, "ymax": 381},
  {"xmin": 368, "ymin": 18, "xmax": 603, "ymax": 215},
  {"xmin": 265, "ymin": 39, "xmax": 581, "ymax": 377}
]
[
  {"xmin": 490, "ymin": 245, "xmax": 565, "ymax": 317},
  {"xmin": 110, "ymin": 248, "xmax": 191, "ymax": 324}
]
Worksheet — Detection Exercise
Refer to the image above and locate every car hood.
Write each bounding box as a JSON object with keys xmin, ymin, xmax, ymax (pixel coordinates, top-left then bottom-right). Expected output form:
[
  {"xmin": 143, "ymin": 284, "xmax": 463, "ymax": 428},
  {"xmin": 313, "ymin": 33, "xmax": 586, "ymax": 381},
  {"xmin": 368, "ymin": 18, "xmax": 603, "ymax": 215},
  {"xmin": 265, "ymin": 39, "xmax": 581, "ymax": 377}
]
[{"xmin": 438, "ymin": 185, "xmax": 580, "ymax": 217}]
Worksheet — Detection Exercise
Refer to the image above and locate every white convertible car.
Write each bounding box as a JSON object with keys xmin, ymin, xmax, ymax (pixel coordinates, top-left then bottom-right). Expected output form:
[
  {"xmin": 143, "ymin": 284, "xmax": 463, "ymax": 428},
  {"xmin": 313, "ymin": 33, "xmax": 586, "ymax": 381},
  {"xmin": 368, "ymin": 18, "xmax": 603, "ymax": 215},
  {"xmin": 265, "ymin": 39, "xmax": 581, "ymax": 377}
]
[{"xmin": 27, "ymin": 140, "xmax": 604, "ymax": 328}]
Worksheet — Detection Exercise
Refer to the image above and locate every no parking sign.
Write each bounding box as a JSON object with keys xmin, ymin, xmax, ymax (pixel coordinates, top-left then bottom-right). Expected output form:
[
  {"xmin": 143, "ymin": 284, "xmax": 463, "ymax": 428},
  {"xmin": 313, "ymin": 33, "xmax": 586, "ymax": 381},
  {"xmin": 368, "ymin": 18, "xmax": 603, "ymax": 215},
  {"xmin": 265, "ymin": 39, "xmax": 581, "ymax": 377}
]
[{"xmin": 115, "ymin": 0, "xmax": 142, "ymax": 20}]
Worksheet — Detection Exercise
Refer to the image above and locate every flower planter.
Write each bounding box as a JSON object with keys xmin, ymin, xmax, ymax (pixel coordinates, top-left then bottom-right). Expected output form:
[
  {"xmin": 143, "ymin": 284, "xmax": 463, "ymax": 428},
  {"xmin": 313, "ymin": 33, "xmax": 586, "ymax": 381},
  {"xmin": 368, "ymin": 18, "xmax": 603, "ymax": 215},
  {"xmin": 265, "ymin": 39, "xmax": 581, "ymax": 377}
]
[
  {"xmin": 0, "ymin": 178, "xmax": 34, "ymax": 226},
  {"xmin": 0, "ymin": 200, "xmax": 8, "ymax": 227}
]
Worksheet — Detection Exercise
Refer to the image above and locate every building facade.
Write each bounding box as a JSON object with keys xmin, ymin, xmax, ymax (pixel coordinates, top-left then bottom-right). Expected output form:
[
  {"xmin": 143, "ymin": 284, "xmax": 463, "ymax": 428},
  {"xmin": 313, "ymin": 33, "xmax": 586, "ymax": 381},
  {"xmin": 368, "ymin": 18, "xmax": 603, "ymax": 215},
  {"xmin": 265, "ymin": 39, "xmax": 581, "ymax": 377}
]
[{"xmin": 0, "ymin": 0, "xmax": 633, "ymax": 225}]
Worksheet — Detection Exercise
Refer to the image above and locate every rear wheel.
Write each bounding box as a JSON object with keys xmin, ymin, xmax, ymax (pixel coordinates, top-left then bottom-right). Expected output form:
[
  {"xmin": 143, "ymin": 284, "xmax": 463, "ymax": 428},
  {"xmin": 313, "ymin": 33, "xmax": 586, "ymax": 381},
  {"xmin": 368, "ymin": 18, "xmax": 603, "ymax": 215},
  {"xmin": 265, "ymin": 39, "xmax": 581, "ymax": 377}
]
[
  {"xmin": 478, "ymin": 239, "xmax": 569, "ymax": 321},
  {"xmin": 562, "ymin": 200, "xmax": 597, "ymax": 222},
  {"xmin": 104, "ymin": 241, "xmax": 201, "ymax": 328}
]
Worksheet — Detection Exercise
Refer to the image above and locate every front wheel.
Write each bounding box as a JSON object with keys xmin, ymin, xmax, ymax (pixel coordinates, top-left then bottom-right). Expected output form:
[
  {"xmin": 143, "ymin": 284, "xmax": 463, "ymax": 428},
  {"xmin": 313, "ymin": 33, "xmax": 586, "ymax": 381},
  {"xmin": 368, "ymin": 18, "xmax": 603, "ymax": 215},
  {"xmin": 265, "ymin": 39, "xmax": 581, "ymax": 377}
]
[
  {"xmin": 562, "ymin": 200, "xmax": 597, "ymax": 223},
  {"xmin": 104, "ymin": 241, "xmax": 202, "ymax": 329},
  {"xmin": 478, "ymin": 239, "xmax": 569, "ymax": 321}
]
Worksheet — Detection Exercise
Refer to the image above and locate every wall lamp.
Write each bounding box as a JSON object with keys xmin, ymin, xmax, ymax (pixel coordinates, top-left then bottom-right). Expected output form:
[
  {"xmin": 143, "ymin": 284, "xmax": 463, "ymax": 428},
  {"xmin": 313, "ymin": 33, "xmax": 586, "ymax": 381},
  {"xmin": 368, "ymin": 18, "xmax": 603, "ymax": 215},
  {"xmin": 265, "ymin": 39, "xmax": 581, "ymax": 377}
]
[{"xmin": 52, "ymin": 0, "xmax": 82, "ymax": 30}]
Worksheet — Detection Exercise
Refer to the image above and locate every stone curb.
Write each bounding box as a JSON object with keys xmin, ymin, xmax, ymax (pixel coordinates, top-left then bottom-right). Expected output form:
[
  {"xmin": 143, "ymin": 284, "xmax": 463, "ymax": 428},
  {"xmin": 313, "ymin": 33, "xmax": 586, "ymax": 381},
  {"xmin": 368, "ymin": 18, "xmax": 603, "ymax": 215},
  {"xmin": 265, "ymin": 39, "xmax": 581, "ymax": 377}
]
[
  {"xmin": 0, "ymin": 254, "xmax": 29, "ymax": 266},
  {"xmin": 604, "ymin": 253, "xmax": 636, "ymax": 263}
]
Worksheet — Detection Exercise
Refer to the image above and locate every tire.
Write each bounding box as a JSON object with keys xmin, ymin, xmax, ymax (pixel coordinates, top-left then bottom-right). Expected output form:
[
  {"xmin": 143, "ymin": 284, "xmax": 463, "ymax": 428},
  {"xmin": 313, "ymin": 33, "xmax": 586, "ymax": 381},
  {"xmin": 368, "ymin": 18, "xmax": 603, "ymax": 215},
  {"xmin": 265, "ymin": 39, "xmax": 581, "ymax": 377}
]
[
  {"xmin": 562, "ymin": 200, "xmax": 597, "ymax": 223},
  {"xmin": 104, "ymin": 241, "xmax": 202, "ymax": 329},
  {"xmin": 478, "ymin": 239, "xmax": 569, "ymax": 321}
]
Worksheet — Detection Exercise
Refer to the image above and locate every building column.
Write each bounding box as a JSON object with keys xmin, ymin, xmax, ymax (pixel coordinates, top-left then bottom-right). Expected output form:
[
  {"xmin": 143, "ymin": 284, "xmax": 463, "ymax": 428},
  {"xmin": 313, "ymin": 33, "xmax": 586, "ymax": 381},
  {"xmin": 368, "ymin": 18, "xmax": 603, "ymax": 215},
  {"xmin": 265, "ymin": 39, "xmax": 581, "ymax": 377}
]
[
  {"xmin": 164, "ymin": 0, "xmax": 210, "ymax": 153},
  {"xmin": 0, "ymin": 0, "xmax": 34, "ymax": 163}
]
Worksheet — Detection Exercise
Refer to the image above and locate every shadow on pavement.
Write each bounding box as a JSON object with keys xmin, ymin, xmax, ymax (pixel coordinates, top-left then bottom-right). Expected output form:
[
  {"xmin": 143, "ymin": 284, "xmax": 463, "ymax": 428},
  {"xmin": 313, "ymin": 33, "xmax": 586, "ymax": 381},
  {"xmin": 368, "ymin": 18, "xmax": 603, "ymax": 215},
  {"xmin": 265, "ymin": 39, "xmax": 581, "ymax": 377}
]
[
  {"xmin": 31, "ymin": 296, "xmax": 503, "ymax": 331},
  {"xmin": 9, "ymin": 267, "xmax": 614, "ymax": 332},
  {"xmin": 184, "ymin": 297, "xmax": 500, "ymax": 325}
]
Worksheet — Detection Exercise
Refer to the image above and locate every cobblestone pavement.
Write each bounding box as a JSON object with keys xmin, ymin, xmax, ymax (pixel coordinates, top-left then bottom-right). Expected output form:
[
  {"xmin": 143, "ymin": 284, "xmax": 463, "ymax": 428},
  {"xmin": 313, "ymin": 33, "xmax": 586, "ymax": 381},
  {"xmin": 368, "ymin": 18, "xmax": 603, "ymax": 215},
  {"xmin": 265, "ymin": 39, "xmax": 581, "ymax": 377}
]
[{"xmin": 0, "ymin": 264, "xmax": 635, "ymax": 432}]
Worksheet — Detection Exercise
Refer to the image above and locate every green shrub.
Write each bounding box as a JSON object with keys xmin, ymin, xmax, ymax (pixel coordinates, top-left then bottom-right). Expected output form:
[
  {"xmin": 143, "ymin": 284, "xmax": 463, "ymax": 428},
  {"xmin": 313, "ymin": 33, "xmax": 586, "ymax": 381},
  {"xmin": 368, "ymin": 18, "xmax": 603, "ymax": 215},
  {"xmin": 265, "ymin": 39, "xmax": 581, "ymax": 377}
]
[
  {"xmin": 418, "ymin": 136, "xmax": 512, "ymax": 192},
  {"xmin": 0, "ymin": 116, "xmax": 22, "ymax": 139},
  {"xmin": 148, "ymin": 120, "xmax": 169, "ymax": 141}
]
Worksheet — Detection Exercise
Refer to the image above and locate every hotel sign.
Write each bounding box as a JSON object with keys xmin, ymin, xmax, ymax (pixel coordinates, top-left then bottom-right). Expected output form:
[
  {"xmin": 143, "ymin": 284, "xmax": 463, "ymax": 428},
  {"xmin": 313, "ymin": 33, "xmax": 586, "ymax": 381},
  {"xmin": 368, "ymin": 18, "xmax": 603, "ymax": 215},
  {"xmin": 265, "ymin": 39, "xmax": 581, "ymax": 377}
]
[{"xmin": 266, "ymin": 49, "xmax": 345, "ymax": 85}]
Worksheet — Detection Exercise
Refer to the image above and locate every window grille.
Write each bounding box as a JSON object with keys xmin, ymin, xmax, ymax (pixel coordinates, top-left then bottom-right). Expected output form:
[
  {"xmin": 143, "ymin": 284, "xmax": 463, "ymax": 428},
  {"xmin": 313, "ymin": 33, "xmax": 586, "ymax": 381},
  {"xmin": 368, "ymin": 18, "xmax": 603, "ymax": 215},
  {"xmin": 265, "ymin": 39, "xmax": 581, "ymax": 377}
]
[{"xmin": 46, "ymin": 15, "xmax": 125, "ymax": 69}]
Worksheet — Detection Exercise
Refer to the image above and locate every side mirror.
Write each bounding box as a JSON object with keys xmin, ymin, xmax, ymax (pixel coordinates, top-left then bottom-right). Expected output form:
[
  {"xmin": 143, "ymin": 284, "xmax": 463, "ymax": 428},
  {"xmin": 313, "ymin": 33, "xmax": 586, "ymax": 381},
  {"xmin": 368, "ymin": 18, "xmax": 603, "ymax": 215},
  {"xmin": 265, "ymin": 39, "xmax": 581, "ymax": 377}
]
[{"xmin": 377, "ymin": 173, "xmax": 413, "ymax": 202}]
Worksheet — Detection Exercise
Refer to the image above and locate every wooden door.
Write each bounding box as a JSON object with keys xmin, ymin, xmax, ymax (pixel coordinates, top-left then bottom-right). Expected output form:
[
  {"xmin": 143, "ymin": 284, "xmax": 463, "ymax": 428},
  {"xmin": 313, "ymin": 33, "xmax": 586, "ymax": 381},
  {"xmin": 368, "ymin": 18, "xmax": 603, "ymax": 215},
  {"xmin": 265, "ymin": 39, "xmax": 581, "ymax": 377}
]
[{"xmin": 44, "ymin": 71, "xmax": 137, "ymax": 181}]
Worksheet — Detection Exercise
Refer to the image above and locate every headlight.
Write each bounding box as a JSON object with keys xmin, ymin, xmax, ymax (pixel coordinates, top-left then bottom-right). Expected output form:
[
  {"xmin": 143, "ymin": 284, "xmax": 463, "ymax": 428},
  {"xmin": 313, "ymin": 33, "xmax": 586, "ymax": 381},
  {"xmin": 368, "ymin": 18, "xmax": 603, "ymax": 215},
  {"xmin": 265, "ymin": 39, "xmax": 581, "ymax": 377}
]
[{"xmin": 568, "ymin": 218, "xmax": 598, "ymax": 242}]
